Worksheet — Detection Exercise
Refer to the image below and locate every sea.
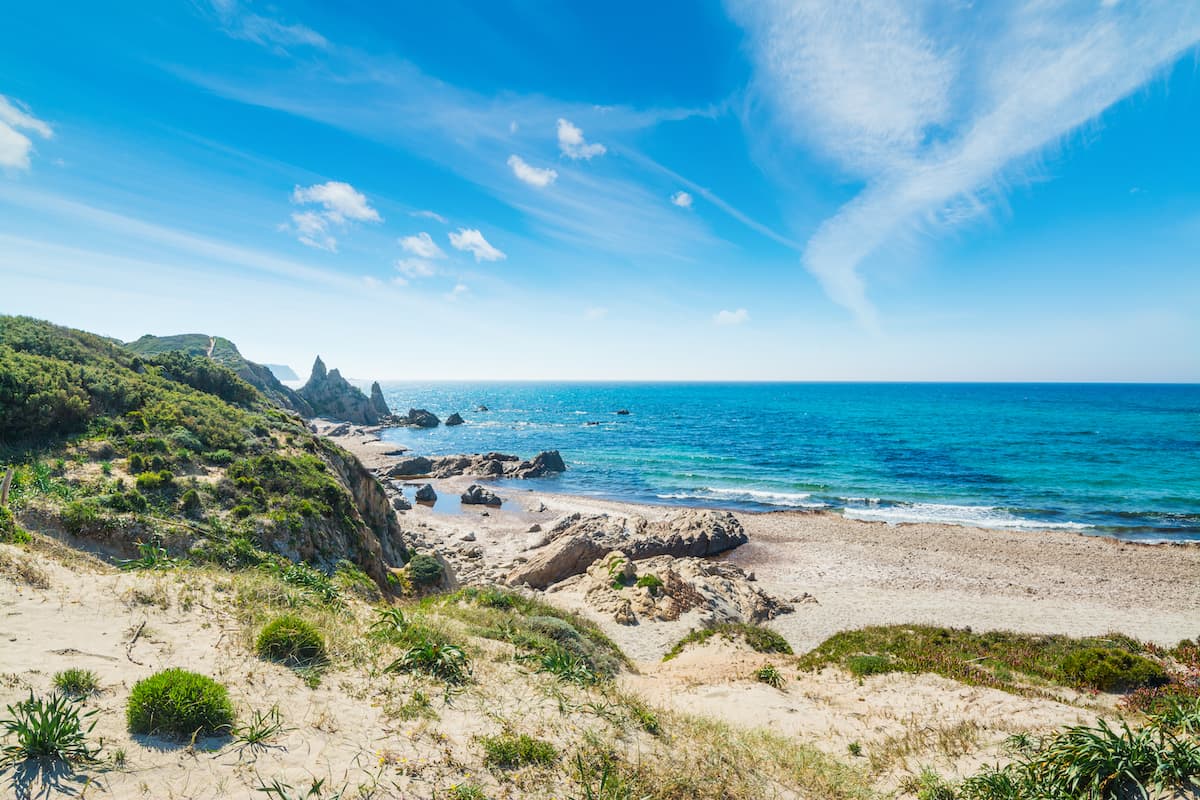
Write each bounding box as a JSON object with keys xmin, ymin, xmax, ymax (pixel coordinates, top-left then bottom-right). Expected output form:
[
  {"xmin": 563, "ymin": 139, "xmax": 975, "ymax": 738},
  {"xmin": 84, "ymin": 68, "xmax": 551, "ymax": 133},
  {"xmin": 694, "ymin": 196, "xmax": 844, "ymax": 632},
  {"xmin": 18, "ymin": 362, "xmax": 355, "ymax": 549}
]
[{"xmin": 373, "ymin": 383, "xmax": 1200, "ymax": 543}]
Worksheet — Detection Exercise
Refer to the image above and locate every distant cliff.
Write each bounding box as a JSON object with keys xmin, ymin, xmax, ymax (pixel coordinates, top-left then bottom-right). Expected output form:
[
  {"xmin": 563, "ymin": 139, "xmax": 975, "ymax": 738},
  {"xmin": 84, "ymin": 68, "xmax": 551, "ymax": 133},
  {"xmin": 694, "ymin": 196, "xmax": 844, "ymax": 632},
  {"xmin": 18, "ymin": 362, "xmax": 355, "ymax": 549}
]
[
  {"xmin": 264, "ymin": 363, "xmax": 299, "ymax": 381},
  {"xmin": 126, "ymin": 334, "xmax": 313, "ymax": 417},
  {"xmin": 297, "ymin": 357, "xmax": 379, "ymax": 425}
]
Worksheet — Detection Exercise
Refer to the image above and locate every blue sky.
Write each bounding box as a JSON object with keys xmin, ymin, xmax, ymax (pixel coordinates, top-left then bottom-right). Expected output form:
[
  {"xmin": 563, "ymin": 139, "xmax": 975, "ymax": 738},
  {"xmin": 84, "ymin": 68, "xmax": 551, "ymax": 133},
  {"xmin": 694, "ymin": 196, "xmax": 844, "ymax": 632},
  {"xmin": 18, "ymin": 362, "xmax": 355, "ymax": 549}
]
[{"xmin": 1, "ymin": 1, "xmax": 1198, "ymax": 381}]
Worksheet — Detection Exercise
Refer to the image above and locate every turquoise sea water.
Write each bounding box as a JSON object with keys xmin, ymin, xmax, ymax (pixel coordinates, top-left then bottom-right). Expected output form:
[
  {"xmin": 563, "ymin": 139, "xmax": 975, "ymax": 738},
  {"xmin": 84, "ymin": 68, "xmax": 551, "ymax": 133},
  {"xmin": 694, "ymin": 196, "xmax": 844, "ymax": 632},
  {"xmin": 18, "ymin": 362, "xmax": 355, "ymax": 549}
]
[{"xmin": 376, "ymin": 383, "xmax": 1200, "ymax": 543}]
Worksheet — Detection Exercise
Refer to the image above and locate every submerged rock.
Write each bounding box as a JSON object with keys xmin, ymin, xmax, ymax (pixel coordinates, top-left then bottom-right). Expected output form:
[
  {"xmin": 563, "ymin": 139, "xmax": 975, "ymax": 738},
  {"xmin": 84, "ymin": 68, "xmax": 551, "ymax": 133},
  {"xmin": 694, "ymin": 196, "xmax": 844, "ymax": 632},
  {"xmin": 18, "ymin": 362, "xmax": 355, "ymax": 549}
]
[{"xmin": 461, "ymin": 484, "xmax": 502, "ymax": 506}]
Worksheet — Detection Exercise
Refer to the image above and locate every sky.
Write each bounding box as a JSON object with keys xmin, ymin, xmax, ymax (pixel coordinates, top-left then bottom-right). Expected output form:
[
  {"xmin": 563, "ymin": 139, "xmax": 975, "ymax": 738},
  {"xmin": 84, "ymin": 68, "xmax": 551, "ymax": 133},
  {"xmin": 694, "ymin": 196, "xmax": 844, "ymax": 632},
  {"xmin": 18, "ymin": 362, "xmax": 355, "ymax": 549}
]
[{"xmin": 1, "ymin": 0, "xmax": 1199, "ymax": 382}]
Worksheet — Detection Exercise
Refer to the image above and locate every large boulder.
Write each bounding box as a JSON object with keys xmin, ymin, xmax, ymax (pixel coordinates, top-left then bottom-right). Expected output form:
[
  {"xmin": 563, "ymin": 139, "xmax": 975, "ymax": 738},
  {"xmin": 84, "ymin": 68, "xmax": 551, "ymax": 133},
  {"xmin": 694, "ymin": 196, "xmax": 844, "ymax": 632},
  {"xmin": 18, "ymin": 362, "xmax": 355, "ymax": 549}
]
[
  {"xmin": 445, "ymin": 412, "xmax": 464, "ymax": 426},
  {"xmin": 385, "ymin": 456, "xmax": 433, "ymax": 477},
  {"xmin": 506, "ymin": 509, "xmax": 748, "ymax": 589},
  {"xmin": 422, "ymin": 451, "xmax": 566, "ymax": 480},
  {"xmin": 297, "ymin": 357, "xmax": 379, "ymax": 425},
  {"xmin": 461, "ymin": 484, "xmax": 502, "ymax": 506},
  {"xmin": 415, "ymin": 484, "xmax": 437, "ymax": 503},
  {"xmin": 405, "ymin": 408, "xmax": 440, "ymax": 428},
  {"xmin": 510, "ymin": 450, "xmax": 566, "ymax": 478}
]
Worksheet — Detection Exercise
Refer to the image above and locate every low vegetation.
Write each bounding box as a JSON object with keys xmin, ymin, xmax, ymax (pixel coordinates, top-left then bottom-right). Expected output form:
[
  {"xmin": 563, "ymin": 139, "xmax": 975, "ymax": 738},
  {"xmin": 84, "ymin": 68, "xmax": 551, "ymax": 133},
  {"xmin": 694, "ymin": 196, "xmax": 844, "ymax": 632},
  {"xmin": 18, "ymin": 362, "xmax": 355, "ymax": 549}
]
[
  {"xmin": 52, "ymin": 669, "xmax": 99, "ymax": 697},
  {"xmin": 0, "ymin": 692, "xmax": 100, "ymax": 770},
  {"xmin": 664, "ymin": 621, "xmax": 793, "ymax": 661},
  {"xmin": 479, "ymin": 732, "xmax": 558, "ymax": 769},
  {"xmin": 256, "ymin": 614, "xmax": 327, "ymax": 666},
  {"xmin": 799, "ymin": 625, "xmax": 1174, "ymax": 696},
  {"xmin": 126, "ymin": 668, "xmax": 235, "ymax": 739}
]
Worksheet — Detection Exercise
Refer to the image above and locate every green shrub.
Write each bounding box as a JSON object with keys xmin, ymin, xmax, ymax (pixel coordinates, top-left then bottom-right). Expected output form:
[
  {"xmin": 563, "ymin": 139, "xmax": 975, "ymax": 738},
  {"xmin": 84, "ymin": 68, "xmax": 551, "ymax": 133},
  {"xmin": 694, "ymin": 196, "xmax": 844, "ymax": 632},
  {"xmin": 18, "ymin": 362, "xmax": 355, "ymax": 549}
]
[
  {"xmin": 754, "ymin": 664, "xmax": 786, "ymax": 689},
  {"xmin": 408, "ymin": 553, "xmax": 444, "ymax": 587},
  {"xmin": 0, "ymin": 506, "xmax": 27, "ymax": 544},
  {"xmin": 127, "ymin": 453, "xmax": 146, "ymax": 473},
  {"xmin": 53, "ymin": 669, "xmax": 99, "ymax": 696},
  {"xmin": 664, "ymin": 623, "xmax": 793, "ymax": 661},
  {"xmin": 0, "ymin": 691, "xmax": 100, "ymax": 768},
  {"xmin": 635, "ymin": 573, "xmax": 664, "ymax": 594},
  {"xmin": 1058, "ymin": 647, "xmax": 1167, "ymax": 692},
  {"xmin": 204, "ymin": 449, "xmax": 236, "ymax": 466},
  {"xmin": 126, "ymin": 668, "xmax": 234, "ymax": 739},
  {"xmin": 102, "ymin": 490, "xmax": 148, "ymax": 513},
  {"xmin": 179, "ymin": 488, "xmax": 202, "ymax": 517},
  {"xmin": 385, "ymin": 639, "xmax": 470, "ymax": 685},
  {"xmin": 256, "ymin": 615, "xmax": 326, "ymax": 665},
  {"xmin": 135, "ymin": 470, "xmax": 174, "ymax": 492},
  {"xmin": 479, "ymin": 732, "xmax": 558, "ymax": 769},
  {"xmin": 60, "ymin": 499, "xmax": 118, "ymax": 536},
  {"xmin": 847, "ymin": 654, "xmax": 898, "ymax": 677}
]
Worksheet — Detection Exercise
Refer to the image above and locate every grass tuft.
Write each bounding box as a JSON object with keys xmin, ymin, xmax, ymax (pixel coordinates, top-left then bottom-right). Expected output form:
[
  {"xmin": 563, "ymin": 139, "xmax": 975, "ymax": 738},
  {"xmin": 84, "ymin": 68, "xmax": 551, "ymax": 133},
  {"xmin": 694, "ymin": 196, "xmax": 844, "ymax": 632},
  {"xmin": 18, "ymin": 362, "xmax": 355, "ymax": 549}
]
[{"xmin": 126, "ymin": 668, "xmax": 234, "ymax": 739}]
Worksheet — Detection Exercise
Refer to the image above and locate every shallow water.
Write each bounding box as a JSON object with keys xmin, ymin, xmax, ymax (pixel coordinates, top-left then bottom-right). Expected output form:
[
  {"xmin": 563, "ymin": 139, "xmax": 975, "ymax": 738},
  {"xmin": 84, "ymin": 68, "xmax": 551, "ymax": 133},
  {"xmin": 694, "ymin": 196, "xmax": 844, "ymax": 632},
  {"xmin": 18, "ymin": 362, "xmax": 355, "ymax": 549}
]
[{"xmin": 375, "ymin": 383, "xmax": 1200, "ymax": 542}]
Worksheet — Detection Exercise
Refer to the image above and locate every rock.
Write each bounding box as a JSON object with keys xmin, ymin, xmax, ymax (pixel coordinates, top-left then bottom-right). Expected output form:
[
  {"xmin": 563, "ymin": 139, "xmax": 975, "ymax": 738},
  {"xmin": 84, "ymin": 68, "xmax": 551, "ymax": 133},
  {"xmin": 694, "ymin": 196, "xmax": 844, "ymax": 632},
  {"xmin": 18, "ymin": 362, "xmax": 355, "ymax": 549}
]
[
  {"xmin": 392, "ymin": 495, "xmax": 412, "ymax": 511},
  {"xmin": 476, "ymin": 405, "xmax": 489, "ymax": 412},
  {"xmin": 385, "ymin": 456, "xmax": 433, "ymax": 477},
  {"xmin": 369, "ymin": 382, "xmax": 391, "ymax": 417},
  {"xmin": 578, "ymin": 553, "xmax": 792, "ymax": 627},
  {"xmin": 463, "ymin": 546, "xmax": 484, "ymax": 559},
  {"xmin": 461, "ymin": 484, "xmax": 502, "ymax": 506},
  {"xmin": 615, "ymin": 409, "xmax": 631, "ymax": 415},
  {"xmin": 405, "ymin": 408, "xmax": 440, "ymax": 428},
  {"xmin": 514, "ymin": 450, "xmax": 566, "ymax": 478},
  {"xmin": 327, "ymin": 422, "xmax": 352, "ymax": 437},
  {"xmin": 415, "ymin": 484, "xmax": 437, "ymax": 503},
  {"xmin": 527, "ymin": 523, "xmax": 542, "ymax": 533},
  {"xmin": 297, "ymin": 357, "xmax": 380, "ymax": 425},
  {"xmin": 460, "ymin": 532, "xmax": 477, "ymax": 542},
  {"xmin": 506, "ymin": 509, "xmax": 748, "ymax": 589},
  {"xmin": 445, "ymin": 412, "xmax": 464, "ymax": 426}
]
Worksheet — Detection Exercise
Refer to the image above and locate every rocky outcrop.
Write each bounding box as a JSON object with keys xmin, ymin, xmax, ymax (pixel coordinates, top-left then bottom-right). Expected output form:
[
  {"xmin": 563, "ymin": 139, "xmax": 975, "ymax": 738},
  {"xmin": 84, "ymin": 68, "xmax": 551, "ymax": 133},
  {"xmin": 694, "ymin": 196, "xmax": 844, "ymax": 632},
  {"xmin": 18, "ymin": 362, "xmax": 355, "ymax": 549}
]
[
  {"xmin": 415, "ymin": 484, "xmax": 437, "ymax": 503},
  {"xmin": 574, "ymin": 552, "xmax": 792, "ymax": 626},
  {"xmin": 369, "ymin": 382, "xmax": 391, "ymax": 417},
  {"xmin": 398, "ymin": 408, "xmax": 439, "ymax": 428},
  {"xmin": 381, "ymin": 451, "xmax": 565, "ymax": 480},
  {"xmin": 461, "ymin": 484, "xmax": 502, "ymax": 506},
  {"xmin": 445, "ymin": 412, "xmax": 464, "ymax": 426},
  {"xmin": 506, "ymin": 509, "xmax": 748, "ymax": 589},
  {"xmin": 297, "ymin": 357, "xmax": 379, "ymax": 425}
]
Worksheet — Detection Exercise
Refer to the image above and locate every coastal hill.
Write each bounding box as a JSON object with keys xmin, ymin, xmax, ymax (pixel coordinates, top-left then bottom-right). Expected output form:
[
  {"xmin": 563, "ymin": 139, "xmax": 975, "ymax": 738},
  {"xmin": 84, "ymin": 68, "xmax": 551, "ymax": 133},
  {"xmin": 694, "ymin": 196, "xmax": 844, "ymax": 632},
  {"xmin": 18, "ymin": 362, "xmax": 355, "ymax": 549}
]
[
  {"xmin": 263, "ymin": 362, "xmax": 299, "ymax": 381},
  {"xmin": 126, "ymin": 333, "xmax": 314, "ymax": 417},
  {"xmin": 2, "ymin": 316, "xmax": 407, "ymax": 586}
]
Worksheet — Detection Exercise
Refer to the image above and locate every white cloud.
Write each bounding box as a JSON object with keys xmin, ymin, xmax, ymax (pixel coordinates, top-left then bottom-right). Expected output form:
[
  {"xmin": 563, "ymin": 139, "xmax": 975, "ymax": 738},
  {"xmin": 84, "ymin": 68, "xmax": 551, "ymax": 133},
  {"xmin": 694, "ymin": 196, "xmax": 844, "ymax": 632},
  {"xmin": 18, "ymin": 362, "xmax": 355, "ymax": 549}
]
[
  {"xmin": 670, "ymin": 191, "xmax": 693, "ymax": 208},
  {"xmin": 287, "ymin": 181, "xmax": 380, "ymax": 251},
  {"xmin": 448, "ymin": 227, "xmax": 506, "ymax": 262},
  {"xmin": 446, "ymin": 282, "xmax": 469, "ymax": 301},
  {"xmin": 729, "ymin": 0, "xmax": 1200, "ymax": 326},
  {"xmin": 714, "ymin": 308, "xmax": 749, "ymax": 326},
  {"xmin": 0, "ymin": 95, "xmax": 53, "ymax": 171},
  {"xmin": 507, "ymin": 154, "xmax": 558, "ymax": 188},
  {"xmin": 557, "ymin": 118, "xmax": 606, "ymax": 160},
  {"xmin": 362, "ymin": 275, "xmax": 382, "ymax": 288},
  {"xmin": 411, "ymin": 209, "xmax": 447, "ymax": 224},
  {"xmin": 395, "ymin": 258, "xmax": 438, "ymax": 278},
  {"xmin": 399, "ymin": 231, "xmax": 445, "ymax": 259},
  {"xmin": 292, "ymin": 181, "xmax": 380, "ymax": 223},
  {"xmin": 584, "ymin": 307, "xmax": 608, "ymax": 321}
]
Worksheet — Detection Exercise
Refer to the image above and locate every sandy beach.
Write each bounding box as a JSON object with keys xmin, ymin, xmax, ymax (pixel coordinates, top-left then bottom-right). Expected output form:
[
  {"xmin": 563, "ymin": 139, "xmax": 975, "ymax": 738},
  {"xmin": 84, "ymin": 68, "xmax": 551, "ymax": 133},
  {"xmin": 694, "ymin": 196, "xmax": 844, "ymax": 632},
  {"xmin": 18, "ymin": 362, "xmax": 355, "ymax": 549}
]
[{"xmin": 324, "ymin": 422, "xmax": 1200, "ymax": 658}]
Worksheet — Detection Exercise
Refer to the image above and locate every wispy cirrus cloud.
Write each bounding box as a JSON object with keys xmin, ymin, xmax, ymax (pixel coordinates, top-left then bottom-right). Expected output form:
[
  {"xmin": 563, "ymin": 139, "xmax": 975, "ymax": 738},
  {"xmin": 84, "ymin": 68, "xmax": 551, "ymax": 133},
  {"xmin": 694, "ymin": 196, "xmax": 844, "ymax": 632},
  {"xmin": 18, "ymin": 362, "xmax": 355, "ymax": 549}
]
[
  {"xmin": 507, "ymin": 154, "xmax": 558, "ymax": 188},
  {"xmin": 286, "ymin": 180, "xmax": 380, "ymax": 251},
  {"xmin": 209, "ymin": 0, "xmax": 327, "ymax": 51},
  {"xmin": 0, "ymin": 94, "xmax": 53, "ymax": 170},
  {"xmin": 714, "ymin": 308, "xmax": 749, "ymax": 326},
  {"xmin": 729, "ymin": 0, "xmax": 1200, "ymax": 326},
  {"xmin": 448, "ymin": 227, "xmax": 505, "ymax": 262}
]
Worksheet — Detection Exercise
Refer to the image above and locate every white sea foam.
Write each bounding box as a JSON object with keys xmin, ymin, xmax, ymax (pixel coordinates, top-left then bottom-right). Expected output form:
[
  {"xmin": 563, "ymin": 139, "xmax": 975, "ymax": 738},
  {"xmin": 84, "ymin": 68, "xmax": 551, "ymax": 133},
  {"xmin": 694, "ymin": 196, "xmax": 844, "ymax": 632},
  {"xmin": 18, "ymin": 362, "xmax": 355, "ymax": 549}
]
[
  {"xmin": 843, "ymin": 502, "xmax": 1090, "ymax": 530},
  {"xmin": 656, "ymin": 486, "xmax": 827, "ymax": 508}
]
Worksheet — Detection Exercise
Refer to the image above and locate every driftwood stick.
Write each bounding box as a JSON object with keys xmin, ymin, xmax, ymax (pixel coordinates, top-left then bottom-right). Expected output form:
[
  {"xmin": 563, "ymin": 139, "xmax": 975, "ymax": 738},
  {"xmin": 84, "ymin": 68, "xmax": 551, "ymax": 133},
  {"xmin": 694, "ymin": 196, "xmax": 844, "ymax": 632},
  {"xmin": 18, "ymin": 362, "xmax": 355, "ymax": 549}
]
[{"xmin": 1, "ymin": 467, "xmax": 13, "ymax": 507}]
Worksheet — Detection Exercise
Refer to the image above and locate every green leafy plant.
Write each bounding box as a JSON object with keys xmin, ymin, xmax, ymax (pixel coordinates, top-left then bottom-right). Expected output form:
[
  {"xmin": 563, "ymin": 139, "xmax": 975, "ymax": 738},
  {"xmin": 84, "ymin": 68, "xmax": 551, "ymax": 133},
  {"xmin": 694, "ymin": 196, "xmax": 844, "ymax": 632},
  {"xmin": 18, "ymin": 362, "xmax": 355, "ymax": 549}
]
[
  {"xmin": 634, "ymin": 573, "xmax": 664, "ymax": 595},
  {"xmin": 847, "ymin": 741, "xmax": 863, "ymax": 757},
  {"xmin": 126, "ymin": 668, "xmax": 234, "ymax": 739},
  {"xmin": 846, "ymin": 654, "xmax": 897, "ymax": 678},
  {"xmin": 479, "ymin": 732, "xmax": 558, "ymax": 769},
  {"xmin": 522, "ymin": 644, "xmax": 598, "ymax": 686},
  {"xmin": 664, "ymin": 622, "xmax": 793, "ymax": 661},
  {"xmin": 256, "ymin": 615, "xmax": 326, "ymax": 666},
  {"xmin": 118, "ymin": 541, "xmax": 178, "ymax": 571},
  {"xmin": 443, "ymin": 783, "xmax": 488, "ymax": 800},
  {"xmin": 52, "ymin": 669, "xmax": 99, "ymax": 697},
  {"xmin": 231, "ymin": 706, "xmax": 290, "ymax": 753},
  {"xmin": 0, "ymin": 692, "xmax": 100, "ymax": 769},
  {"xmin": 754, "ymin": 664, "xmax": 786, "ymax": 689},
  {"xmin": 385, "ymin": 641, "xmax": 470, "ymax": 685},
  {"xmin": 256, "ymin": 776, "xmax": 344, "ymax": 799}
]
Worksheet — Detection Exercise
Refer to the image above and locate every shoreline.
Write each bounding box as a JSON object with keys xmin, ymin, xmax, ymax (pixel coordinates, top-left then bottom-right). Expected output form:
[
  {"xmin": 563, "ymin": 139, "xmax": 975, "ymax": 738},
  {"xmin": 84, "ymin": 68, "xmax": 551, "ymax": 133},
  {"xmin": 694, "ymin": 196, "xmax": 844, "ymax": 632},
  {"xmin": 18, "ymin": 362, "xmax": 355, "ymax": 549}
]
[{"xmin": 320, "ymin": 421, "xmax": 1200, "ymax": 653}]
